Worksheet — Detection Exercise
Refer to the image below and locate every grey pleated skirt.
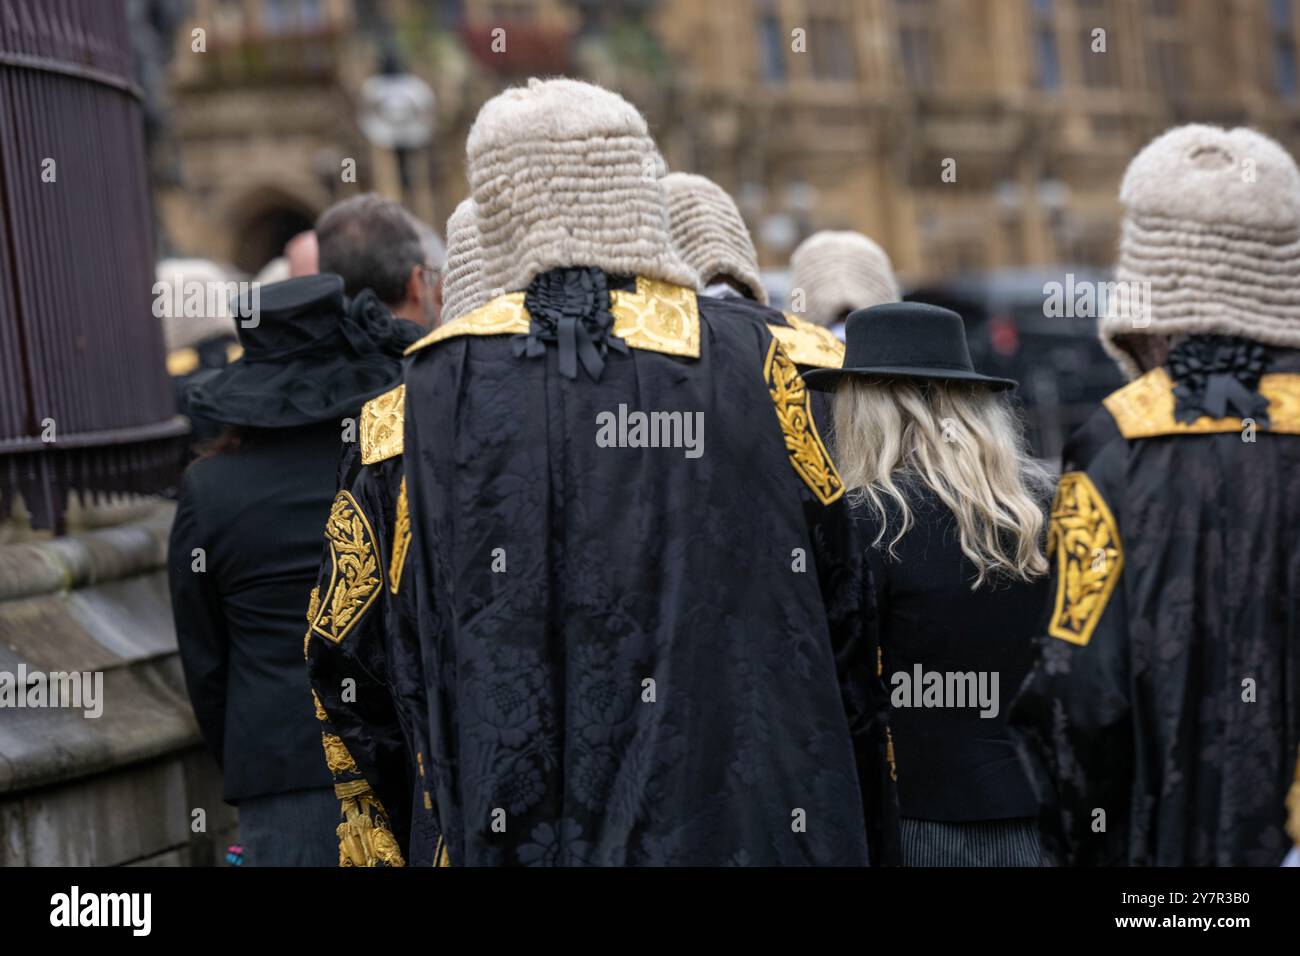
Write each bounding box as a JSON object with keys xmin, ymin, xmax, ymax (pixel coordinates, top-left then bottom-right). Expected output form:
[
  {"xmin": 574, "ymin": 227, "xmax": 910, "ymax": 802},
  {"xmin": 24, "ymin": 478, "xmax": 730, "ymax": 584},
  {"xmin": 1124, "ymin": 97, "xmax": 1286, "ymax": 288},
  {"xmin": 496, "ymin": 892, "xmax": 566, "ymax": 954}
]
[{"xmin": 901, "ymin": 816, "xmax": 1042, "ymax": 867}]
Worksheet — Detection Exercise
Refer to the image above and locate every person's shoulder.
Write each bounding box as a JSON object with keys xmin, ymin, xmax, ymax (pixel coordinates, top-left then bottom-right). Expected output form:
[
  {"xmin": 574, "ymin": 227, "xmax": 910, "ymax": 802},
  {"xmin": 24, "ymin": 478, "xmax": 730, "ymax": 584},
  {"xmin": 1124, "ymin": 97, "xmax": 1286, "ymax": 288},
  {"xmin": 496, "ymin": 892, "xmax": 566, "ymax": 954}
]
[
  {"xmin": 1063, "ymin": 401, "xmax": 1126, "ymax": 473},
  {"xmin": 697, "ymin": 293, "xmax": 784, "ymax": 327}
]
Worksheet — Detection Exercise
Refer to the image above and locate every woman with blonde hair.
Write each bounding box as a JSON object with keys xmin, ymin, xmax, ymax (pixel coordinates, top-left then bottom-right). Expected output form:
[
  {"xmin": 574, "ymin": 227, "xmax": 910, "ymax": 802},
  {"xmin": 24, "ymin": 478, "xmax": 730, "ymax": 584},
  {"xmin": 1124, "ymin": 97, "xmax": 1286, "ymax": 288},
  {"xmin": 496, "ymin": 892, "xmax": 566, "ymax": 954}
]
[{"xmin": 804, "ymin": 302, "xmax": 1053, "ymax": 866}]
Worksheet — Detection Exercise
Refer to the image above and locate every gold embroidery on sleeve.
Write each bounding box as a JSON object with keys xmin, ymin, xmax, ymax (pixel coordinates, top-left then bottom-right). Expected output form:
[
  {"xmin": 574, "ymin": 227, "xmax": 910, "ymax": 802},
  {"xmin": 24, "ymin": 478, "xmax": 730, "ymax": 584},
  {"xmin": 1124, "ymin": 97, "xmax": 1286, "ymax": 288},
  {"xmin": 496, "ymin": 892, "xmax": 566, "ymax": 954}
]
[
  {"xmin": 360, "ymin": 384, "xmax": 405, "ymax": 464},
  {"xmin": 334, "ymin": 779, "xmax": 406, "ymax": 867},
  {"xmin": 771, "ymin": 313, "xmax": 846, "ymax": 369},
  {"xmin": 304, "ymin": 585, "xmax": 321, "ymax": 659},
  {"xmin": 1047, "ymin": 471, "xmax": 1123, "ymax": 647},
  {"xmin": 764, "ymin": 338, "xmax": 845, "ymax": 505},
  {"xmin": 310, "ymin": 492, "xmax": 382, "ymax": 644},
  {"xmin": 312, "ymin": 690, "xmax": 328, "ymax": 722},
  {"xmin": 390, "ymin": 477, "xmax": 411, "ymax": 594},
  {"xmin": 321, "ymin": 733, "xmax": 359, "ymax": 774}
]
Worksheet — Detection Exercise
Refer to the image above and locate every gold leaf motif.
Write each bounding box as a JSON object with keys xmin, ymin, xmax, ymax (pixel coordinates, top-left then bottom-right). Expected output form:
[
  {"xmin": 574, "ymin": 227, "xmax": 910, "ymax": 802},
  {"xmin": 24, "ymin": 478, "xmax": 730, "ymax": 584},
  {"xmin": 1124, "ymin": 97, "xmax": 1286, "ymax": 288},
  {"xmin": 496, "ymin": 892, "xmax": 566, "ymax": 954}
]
[
  {"xmin": 390, "ymin": 476, "xmax": 411, "ymax": 594},
  {"xmin": 1104, "ymin": 368, "xmax": 1300, "ymax": 438},
  {"xmin": 764, "ymin": 338, "xmax": 845, "ymax": 505},
  {"xmin": 404, "ymin": 278, "xmax": 701, "ymax": 359},
  {"xmin": 1047, "ymin": 471, "xmax": 1123, "ymax": 646},
  {"xmin": 771, "ymin": 313, "xmax": 845, "ymax": 369},
  {"xmin": 321, "ymin": 733, "xmax": 358, "ymax": 774},
  {"xmin": 360, "ymin": 384, "xmax": 405, "ymax": 464},
  {"xmin": 310, "ymin": 492, "xmax": 381, "ymax": 644},
  {"xmin": 312, "ymin": 690, "xmax": 328, "ymax": 723}
]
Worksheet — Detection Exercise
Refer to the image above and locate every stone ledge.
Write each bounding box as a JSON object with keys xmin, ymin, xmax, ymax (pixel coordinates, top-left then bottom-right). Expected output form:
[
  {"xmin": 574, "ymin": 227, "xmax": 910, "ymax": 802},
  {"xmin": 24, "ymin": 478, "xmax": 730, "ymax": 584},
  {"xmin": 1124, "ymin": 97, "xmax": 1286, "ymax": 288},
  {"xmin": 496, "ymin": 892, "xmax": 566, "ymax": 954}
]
[{"xmin": 0, "ymin": 503, "xmax": 173, "ymax": 602}]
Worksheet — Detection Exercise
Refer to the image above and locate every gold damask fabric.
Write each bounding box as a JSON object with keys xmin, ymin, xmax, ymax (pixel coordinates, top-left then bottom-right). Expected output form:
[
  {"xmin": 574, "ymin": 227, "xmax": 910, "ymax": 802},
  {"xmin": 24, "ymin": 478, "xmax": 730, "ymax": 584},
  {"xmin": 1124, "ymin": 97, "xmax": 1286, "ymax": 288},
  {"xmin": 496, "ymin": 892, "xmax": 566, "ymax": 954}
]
[
  {"xmin": 771, "ymin": 313, "xmax": 846, "ymax": 369},
  {"xmin": 309, "ymin": 491, "xmax": 382, "ymax": 644},
  {"xmin": 360, "ymin": 384, "xmax": 405, "ymax": 464},
  {"xmin": 389, "ymin": 477, "xmax": 411, "ymax": 595},
  {"xmin": 1047, "ymin": 471, "xmax": 1123, "ymax": 647},
  {"xmin": 763, "ymin": 338, "xmax": 845, "ymax": 505},
  {"xmin": 404, "ymin": 277, "xmax": 701, "ymax": 359},
  {"xmin": 1104, "ymin": 367, "xmax": 1300, "ymax": 439}
]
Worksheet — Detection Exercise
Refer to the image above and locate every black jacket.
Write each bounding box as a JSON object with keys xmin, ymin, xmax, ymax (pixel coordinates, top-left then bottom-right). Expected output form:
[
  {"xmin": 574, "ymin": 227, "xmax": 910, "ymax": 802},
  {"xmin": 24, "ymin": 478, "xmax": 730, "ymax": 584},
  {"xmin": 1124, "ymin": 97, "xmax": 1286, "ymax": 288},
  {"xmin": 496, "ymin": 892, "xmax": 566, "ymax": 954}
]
[
  {"xmin": 861, "ymin": 484, "xmax": 1048, "ymax": 822},
  {"xmin": 401, "ymin": 268, "xmax": 898, "ymax": 866},
  {"xmin": 1010, "ymin": 345, "xmax": 1300, "ymax": 865},
  {"xmin": 169, "ymin": 422, "xmax": 342, "ymax": 802}
]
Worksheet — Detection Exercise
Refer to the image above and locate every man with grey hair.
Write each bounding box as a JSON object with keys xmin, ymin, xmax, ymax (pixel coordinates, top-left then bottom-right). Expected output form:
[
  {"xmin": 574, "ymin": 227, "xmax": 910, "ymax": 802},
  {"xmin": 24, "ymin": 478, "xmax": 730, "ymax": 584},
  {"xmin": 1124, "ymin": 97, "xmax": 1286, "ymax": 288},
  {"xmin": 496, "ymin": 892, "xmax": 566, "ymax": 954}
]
[{"xmin": 316, "ymin": 193, "xmax": 443, "ymax": 328}]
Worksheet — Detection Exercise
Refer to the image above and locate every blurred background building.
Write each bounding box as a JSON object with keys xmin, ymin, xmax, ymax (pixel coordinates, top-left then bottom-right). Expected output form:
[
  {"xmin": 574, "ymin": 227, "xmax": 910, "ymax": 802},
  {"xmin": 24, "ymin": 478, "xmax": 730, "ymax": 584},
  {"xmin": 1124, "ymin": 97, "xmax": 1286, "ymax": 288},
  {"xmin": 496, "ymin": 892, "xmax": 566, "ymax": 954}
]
[{"xmin": 153, "ymin": 0, "xmax": 1300, "ymax": 281}]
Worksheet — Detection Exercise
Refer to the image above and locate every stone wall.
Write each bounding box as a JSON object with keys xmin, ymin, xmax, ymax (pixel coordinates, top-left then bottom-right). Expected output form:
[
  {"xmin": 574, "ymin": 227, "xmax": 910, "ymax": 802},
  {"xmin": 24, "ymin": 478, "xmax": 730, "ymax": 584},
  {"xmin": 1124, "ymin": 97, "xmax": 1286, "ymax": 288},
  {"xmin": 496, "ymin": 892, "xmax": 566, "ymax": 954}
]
[{"xmin": 0, "ymin": 502, "xmax": 237, "ymax": 866}]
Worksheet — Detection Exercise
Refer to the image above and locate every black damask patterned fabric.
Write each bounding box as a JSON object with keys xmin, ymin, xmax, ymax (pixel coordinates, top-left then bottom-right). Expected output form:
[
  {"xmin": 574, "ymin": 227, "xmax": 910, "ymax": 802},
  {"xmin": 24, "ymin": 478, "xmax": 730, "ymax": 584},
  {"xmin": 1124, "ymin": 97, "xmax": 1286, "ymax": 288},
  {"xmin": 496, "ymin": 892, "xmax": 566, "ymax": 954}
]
[
  {"xmin": 306, "ymin": 441, "xmax": 441, "ymax": 865},
  {"xmin": 402, "ymin": 269, "xmax": 897, "ymax": 866},
  {"xmin": 1010, "ymin": 347, "xmax": 1300, "ymax": 865}
]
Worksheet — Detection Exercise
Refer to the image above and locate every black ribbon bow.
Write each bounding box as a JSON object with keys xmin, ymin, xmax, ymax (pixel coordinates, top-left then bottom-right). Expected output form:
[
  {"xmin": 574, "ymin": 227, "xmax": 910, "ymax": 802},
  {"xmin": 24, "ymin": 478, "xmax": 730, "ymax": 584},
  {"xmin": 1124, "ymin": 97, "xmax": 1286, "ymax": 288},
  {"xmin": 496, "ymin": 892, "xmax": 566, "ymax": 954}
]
[
  {"xmin": 1167, "ymin": 334, "xmax": 1271, "ymax": 427},
  {"xmin": 514, "ymin": 267, "xmax": 628, "ymax": 381}
]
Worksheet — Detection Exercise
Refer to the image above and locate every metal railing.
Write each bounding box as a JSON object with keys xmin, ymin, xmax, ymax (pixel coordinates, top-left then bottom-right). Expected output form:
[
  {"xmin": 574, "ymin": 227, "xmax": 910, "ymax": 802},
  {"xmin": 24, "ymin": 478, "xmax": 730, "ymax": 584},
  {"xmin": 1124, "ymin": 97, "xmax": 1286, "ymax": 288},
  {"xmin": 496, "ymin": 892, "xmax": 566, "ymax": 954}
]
[{"xmin": 0, "ymin": 0, "xmax": 187, "ymax": 532}]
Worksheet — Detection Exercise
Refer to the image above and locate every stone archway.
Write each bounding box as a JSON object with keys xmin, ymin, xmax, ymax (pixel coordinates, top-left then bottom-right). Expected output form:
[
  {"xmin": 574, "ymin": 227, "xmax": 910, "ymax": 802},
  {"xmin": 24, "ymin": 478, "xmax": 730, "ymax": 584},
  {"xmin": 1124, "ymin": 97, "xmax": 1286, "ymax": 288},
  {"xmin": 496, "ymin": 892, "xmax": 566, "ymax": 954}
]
[{"xmin": 225, "ymin": 185, "xmax": 323, "ymax": 276}]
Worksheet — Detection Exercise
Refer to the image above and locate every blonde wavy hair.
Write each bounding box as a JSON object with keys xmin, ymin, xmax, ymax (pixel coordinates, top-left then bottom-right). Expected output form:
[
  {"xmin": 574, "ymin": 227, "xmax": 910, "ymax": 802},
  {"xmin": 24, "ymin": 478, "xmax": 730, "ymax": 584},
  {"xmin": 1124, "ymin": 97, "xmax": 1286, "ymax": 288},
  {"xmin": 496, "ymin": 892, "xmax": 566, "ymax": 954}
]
[{"xmin": 831, "ymin": 378, "xmax": 1053, "ymax": 589}]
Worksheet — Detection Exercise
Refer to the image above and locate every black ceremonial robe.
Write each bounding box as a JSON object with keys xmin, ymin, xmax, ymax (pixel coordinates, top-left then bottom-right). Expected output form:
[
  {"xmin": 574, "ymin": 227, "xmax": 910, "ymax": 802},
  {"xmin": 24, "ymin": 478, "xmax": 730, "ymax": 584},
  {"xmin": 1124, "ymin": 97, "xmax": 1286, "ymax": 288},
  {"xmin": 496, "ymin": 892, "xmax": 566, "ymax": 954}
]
[
  {"xmin": 304, "ymin": 386, "xmax": 442, "ymax": 866},
  {"xmin": 403, "ymin": 268, "xmax": 897, "ymax": 866},
  {"xmin": 1011, "ymin": 344, "xmax": 1300, "ymax": 866},
  {"xmin": 700, "ymin": 295, "xmax": 843, "ymax": 433}
]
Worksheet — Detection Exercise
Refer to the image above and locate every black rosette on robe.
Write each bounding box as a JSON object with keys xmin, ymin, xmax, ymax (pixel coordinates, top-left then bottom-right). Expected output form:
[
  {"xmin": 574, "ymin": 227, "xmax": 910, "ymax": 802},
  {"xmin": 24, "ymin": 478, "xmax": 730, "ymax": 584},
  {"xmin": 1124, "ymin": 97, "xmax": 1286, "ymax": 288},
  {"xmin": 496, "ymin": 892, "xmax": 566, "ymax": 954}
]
[
  {"xmin": 1167, "ymin": 334, "xmax": 1271, "ymax": 428},
  {"xmin": 514, "ymin": 267, "xmax": 628, "ymax": 381}
]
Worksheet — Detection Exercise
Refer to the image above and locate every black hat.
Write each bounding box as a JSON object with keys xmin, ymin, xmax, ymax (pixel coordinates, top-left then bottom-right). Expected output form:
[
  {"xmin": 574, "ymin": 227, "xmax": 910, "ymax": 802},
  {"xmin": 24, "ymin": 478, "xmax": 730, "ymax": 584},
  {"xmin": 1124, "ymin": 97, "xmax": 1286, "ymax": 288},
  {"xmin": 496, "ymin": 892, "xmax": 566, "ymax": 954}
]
[
  {"xmin": 801, "ymin": 302, "xmax": 1018, "ymax": 392},
  {"xmin": 183, "ymin": 274, "xmax": 422, "ymax": 428}
]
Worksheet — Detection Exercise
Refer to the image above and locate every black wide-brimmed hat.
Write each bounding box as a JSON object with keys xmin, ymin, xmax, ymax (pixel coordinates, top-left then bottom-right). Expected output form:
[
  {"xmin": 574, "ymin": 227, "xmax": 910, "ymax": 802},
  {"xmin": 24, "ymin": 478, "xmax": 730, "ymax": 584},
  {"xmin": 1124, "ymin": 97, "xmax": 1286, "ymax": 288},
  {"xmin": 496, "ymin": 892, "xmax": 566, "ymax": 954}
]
[
  {"xmin": 183, "ymin": 273, "xmax": 422, "ymax": 428},
  {"xmin": 801, "ymin": 302, "xmax": 1018, "ymax": 392}
]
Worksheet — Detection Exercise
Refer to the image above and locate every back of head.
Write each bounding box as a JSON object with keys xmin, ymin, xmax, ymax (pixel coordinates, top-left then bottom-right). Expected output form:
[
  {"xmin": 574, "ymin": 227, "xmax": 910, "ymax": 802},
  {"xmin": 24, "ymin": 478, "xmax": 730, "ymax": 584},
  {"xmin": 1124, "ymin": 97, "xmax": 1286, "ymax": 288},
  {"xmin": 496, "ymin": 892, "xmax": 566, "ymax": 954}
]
[
  {"xmin": 466, "ymin": 77, "xmax": 697, "ymax": 294},
  {"xmin": 441, "ymin": 198, "xmax": 485, "ymax": 323},
  {"xmin": 789, "ymin": 231, "xmax": 899, "ymax": 327},
  {"xmin": 663, "ymin": 172, "xmax": 767, "ymax": 304},
  {"xmin": 1103, "ymin": 124, "xmax": 1300, "ymax": 378},
  {"xmin": 832, "ymin": 377, "xmax": 1050, "ymax": 588},
  {"xmin": 316, "ymin": 193, "xmax": 425, "ymax": 306}
]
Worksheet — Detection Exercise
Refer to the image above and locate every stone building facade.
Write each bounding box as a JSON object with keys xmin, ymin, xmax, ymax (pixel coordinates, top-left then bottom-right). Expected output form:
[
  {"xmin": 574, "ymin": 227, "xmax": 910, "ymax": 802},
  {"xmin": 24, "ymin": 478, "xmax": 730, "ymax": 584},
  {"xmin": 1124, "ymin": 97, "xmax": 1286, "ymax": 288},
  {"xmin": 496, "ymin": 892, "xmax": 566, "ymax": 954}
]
[{"xmin": 158, "ymin": 0, "xmax": 1300, "ymax": 282}]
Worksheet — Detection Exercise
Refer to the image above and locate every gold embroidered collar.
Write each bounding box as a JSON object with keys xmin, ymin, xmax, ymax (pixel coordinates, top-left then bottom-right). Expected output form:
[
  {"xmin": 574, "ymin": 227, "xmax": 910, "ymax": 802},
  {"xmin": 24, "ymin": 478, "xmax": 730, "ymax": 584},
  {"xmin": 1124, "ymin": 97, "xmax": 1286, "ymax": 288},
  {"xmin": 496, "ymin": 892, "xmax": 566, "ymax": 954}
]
[
  {"xmin": 404, "ymin": 276, "xmax": 701, "ymax": 359},
  {"xmin": 770, "ymin": 313, "xmax": 845, "ymax": 370},
  {"xmin": 1104, "ymin": 367, "xmax": 1300, "ymax": 439},
  {"xmin": 360, "ymin": 384, "xmax": 405, "ymax": 464}
]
